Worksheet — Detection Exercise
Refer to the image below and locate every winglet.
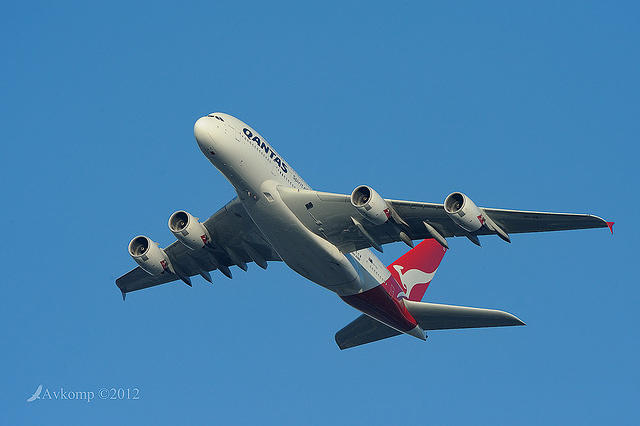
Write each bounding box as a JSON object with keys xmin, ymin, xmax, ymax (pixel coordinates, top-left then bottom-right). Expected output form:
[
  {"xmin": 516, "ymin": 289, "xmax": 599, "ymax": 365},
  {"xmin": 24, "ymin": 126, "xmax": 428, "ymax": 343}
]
[
  {"xmin": 121, "ymin": 289, "xmax": 126, "ymax": 301},
  {"xmin": 606, "ymin": 221, "xmax": 615, "ymax": 235}
]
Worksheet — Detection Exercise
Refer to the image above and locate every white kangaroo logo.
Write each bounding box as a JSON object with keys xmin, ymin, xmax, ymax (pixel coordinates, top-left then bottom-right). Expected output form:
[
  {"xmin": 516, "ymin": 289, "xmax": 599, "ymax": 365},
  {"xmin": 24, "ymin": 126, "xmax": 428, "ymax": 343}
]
[{"xmin": 393, "ymin": 265, "xmax": 436, "ymax": 298}]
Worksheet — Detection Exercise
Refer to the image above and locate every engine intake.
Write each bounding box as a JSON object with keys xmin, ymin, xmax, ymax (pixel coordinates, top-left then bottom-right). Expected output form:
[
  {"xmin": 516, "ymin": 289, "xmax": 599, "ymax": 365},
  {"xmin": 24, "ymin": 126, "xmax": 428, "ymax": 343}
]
[
  {"xmin": 168, "ymin": 210, "xmax": 212, "ymax": 250},
  {"xmin": 128, "ymin": 235, "xmax": 173, "ymax": 276},
  {"xmin": 444, "ymin": 192, "xmax": 485, "ymax": 232},
  {"xmin": 350, "ymin": 185, "xmax": 391, "ymax": 225}
]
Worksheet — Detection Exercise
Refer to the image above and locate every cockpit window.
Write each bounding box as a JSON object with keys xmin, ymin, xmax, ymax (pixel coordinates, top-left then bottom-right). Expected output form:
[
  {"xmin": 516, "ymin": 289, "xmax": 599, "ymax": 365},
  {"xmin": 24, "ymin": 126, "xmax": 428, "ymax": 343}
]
[{"xmin": 207, "ymin": 114, "xmax": 224, "ymax": 122}]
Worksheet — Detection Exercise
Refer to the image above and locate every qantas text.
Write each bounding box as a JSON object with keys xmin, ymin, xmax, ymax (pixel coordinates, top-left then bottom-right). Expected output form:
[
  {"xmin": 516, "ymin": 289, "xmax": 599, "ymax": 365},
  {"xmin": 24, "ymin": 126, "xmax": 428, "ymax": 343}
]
[{"xmin": 242, "ymin": 128, "xmax": 288, "ymax": 173}]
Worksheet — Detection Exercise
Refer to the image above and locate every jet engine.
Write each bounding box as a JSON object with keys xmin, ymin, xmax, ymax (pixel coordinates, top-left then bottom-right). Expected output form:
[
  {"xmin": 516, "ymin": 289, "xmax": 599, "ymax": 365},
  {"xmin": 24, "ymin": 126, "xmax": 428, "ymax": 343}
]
[
  {"xmin": 350, "ymin": 185, "xmax": 391, "ymax": 225},
  {"xmin": 168, "ymin": 210, "xmax": 212, "ymax": 250},
  {"xmin": 128, "ymin": 235, "xmax": 173, "ymax": 275},
  {"xmin": 443, "ymin": 192, "xmax": 486, "ymax": 232}
]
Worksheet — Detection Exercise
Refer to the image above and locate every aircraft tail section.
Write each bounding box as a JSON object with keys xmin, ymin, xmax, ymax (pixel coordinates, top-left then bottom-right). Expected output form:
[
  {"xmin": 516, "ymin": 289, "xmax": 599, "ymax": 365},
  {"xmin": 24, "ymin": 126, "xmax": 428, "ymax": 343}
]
[
  {"xmin": 387, "ymin": 239, "xmax": 447, "ymax": 301},
  {"xmin": 334, "ymin": 239, "xmax": 525, "ymax": 349},
  {"xmin": 335, "ymin": 301, "xmax": 524, "ymax": 350},
  {"xmin": 335, "ymin": 314, "xmax": 401, "ymax": 350}
]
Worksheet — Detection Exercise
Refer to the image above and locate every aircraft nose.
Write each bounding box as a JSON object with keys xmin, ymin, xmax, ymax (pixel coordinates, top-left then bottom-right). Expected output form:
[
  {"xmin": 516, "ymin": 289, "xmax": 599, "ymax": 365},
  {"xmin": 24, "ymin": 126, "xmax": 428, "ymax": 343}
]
[{"xmin": 194, "ymin": 116, "xmax": 212, "ymax": 149}]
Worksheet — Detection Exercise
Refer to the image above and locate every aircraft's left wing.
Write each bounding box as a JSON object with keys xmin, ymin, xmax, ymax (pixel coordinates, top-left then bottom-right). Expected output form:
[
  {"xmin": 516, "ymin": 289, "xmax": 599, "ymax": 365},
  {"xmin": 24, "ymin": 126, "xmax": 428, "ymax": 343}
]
[
  {"xmin": 277, "ymin": 186, "xmax": 610, "ymax": 253},
  {"xmin": 116, "ymin": 198, "xmax": 281, "ymax": 298}
]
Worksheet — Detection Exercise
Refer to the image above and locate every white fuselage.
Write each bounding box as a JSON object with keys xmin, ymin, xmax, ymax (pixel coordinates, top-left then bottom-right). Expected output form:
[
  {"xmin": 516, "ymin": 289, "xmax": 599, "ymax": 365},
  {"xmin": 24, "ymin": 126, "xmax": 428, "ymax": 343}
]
[{"xmin": 194, "ymin": 113, "xmax": 392, "ymax": 296}]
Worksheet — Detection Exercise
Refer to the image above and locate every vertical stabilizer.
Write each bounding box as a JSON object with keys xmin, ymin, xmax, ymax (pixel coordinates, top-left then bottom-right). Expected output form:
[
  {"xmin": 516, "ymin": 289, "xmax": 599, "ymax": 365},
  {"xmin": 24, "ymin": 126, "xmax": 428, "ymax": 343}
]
[{"xmin": 387, "ymin": 239, "xmax": 447, "ymax": 301}]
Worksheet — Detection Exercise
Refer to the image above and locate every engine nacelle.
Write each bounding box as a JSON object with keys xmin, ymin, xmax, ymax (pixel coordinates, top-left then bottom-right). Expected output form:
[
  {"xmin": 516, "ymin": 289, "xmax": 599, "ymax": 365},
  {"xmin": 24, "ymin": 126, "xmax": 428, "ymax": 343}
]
[
  {"xmin": 444, "ymin": 192, "xmax": 486, "ymax": 232},
  {"xmin": 168, "ymin": 210, "xmax": 212, "ymax": 250},
  {"xmin": 128, "ymin": 235, "xmax": 173, "ymax": 276},
  {"xmin": 350, "ymin": 185, "xmax": 391, "ymax": 225}
]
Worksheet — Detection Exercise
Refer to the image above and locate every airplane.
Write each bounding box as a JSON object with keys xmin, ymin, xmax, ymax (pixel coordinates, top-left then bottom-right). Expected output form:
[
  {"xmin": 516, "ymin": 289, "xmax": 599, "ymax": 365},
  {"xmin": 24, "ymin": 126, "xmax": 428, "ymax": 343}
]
[{"xmin": 116, "ymin": 112, "xmax": 613, "ymax": 349}]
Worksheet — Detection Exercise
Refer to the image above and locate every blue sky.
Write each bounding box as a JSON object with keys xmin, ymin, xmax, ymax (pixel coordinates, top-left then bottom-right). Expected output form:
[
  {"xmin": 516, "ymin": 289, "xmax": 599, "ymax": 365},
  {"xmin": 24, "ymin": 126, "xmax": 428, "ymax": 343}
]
[{"xmin": 2, "ymin": 1, "xmax": 638, "ymax": 424}]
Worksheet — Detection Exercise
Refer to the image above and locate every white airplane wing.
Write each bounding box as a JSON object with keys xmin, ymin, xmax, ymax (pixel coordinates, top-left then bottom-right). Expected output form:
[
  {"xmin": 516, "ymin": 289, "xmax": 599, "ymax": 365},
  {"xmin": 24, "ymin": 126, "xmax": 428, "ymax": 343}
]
[
  {"xmin": 116, "ymin": 198, "xmax": 281, "ymax": 298},
  {"xmin": 277, "ymin": 186, "xmax": 610, "ymax": 253}
]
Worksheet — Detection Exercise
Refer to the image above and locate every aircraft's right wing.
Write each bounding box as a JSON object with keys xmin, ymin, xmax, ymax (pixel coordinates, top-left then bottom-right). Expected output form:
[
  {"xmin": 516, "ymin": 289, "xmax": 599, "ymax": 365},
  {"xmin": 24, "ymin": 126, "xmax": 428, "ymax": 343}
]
[
  {"xmin": 335, "ymin": 301, "xmax": 524, "ymax": 349},
  {"xmin": 115, "ymin": 198, "xmax": 281, "ymax": 298}
]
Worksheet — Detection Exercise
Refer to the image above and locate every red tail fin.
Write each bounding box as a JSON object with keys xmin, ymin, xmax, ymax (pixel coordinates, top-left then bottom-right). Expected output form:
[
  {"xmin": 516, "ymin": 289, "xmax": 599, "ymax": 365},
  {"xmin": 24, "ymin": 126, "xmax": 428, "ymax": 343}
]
[{"xmin": 387, "ymin": 239, "xmax": 447, "ymax": 301}]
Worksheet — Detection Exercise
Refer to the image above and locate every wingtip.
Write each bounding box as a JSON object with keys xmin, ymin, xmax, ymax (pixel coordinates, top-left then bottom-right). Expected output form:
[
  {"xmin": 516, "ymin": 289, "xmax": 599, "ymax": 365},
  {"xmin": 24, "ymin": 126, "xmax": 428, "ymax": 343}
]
[
  {"xmin": 503, "ymin": 310, "xmax": 525, "ymax": 326},
  {"xmin": 511, "ymin": 314, "xmax": 525, "ymax": 326},
  {"xmin": 607, "ymin": 221, "xmax": 615, "ymax": 235},
  {"xmin": 334, "ymin": 333, "xmax": 349, "ymax": 350}
]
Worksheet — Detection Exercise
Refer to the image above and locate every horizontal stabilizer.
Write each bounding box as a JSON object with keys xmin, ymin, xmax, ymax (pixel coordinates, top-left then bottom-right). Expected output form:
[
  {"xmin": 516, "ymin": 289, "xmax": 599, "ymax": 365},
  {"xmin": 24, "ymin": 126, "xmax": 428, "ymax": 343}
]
[
  {"xmin": 403, "ymin": 299, "xmax": 525, "ymax": 330},
  {"xmin": 335, "ymin": 314, "xmax": 401, "ymax": 350},
  {"xmin": 335, "ymin": 301, "xmax": 524, "ymax": 349}
]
